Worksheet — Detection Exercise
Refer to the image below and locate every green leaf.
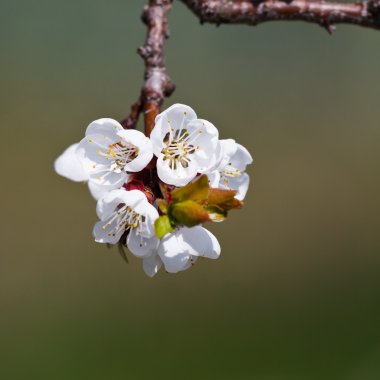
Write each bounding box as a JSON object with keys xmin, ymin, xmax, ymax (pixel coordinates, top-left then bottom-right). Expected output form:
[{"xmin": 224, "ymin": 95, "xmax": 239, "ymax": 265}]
[
  {"xmin": 172, "ymin": 175, "xmax": 209, "ymax": 203},
  {"xmin": 169, "ymin": 200, "xmax": 211, "ymax": 227},
  {"xmin": 154, "ymin": 215, "xmax": 174, "ymax": 239}
]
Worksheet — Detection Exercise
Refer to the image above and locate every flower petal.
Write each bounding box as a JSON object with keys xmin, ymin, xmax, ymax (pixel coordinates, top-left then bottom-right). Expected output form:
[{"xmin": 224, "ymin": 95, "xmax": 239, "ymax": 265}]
[
  {"xmin": 207, "ymin": 170, "xmax": 220, "ymax": 188},
  {"xmin": 156, "ymin": 155, "xmax": 198, "ymax": 187},
  {"xmin": 96, "ymin": 189, "xmax": 146, "ymax": 220},
  {"xmin": 90, "ymin": 169, "xmax": 128, "ymax": 188},
  {"xmin": 186, "ymin": 119, "xmax": 220, "ymax": 173},
  {"xmin": 87, "ymin": 181, "xmax": 121, "ymax": 201},
  {"xmin": 127, "ymin": 230, "xmax": 159, "ymax": 257},
  {"xmin": 93, "ymin": 219, "xmax": 124, "ymax": 245},
  {"xmin": 117, "ymin": 129, "xmax": 153, "ymax": 172},
  {"xmin": 158, "ymin": 231, "xmax": 191, "ymax": 273},
  {"xmin": 230, "ymin": 143, "xmax": 253, "ymax": 172},
  {"xmin": 54, "ymin": 143, "xmax": 89, "ymax": 182},
  {"xmin": 180, "ymin": 226, "xmax": 221, "ymax": 259},
  {"xmin": 219, "ymin": 139, "xmax": 238, "ymax": 169},
  {"xmin": 133, "ymin": 201, "xmax": 159, "ymax": 238},
  {"xmin": 77, "ymin": 133, "xmax": 129, "ymax": 187},
  {"xmin": 143, "ymin": 253, "xmax": 163, "ymax": 277},
  {"xmin": 85, "ymin": 118, "xmax": 123, "ymax": 138},
  {"xmin": 220, "ymin": 172, "xmax": 250, "ymax": 200}
]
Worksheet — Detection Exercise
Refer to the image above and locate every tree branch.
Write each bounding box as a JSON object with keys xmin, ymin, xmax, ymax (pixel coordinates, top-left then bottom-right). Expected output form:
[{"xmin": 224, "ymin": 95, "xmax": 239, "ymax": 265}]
[
  {"xmin": 180, "ymin": 0, "xmax": 380, "ymax": 31},
  {"xmin": 138, "ymin": 0, "xmax": 175, "ymax": 136},
  {"xmin": 121, "ymin": 96, "xmax": 143, "ymax": 129},
  {"xmin": 124, "ymin": 0, "xmax": 380, "ymax": 137}
]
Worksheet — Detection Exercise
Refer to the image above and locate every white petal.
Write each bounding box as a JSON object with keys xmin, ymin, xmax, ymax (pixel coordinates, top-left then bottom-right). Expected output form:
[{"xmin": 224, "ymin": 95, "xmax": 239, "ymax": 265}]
[
  {"xmin": 77, "ymin": 133, "xmax": 129, "ymax": 187},
  {"xmin": 127, "ymin": 230, "xmax": 159, "ymax": 257},
  {"xmin": 87, "ymin": 181, "xmax": 121, "ymax": 201},
  {"xmin": 77, "ymin": 134, "xmax": 112, "ymax": 168},
  {"xmin": 156, "ymin": 155, "xmax": 198, "ymax": 187},
  {"xmin": 219, "ymin": 139, "xmax": 238, "ymax": 169},
  {"xmin": 117, "ymin": 128, "xmax": 148, "ymax": 147},
  {"xmin": 207, "ymin": 170, "xmax": 220, "ymax": 188},
  {"xmin": 143, "ymin": 253, "xmax": 163, "ymax": 277},
  {"xmin": 133, "ymin": 201, "xmax": 159, "ymax": 238},
  {"xmin": 96, "ymin": 189, "xmax": 146, "ymax": 220},
  {"xmin": 151, "ymin": 104, "xmax": 197, "ymax": 157},
  {"xmin": 158, "ymin": 231, "xmax": 191, "ymax": 273},
  {"xmin": 208, "ymin": 140, "xmax": 224, "ymax": 172},
  {"xmin": 180, "ymin": 226, "xmax": 221, "ymax": 259},
  {"xmin": 230, "ymin": 143, "xmax": 253, "ymax": 172},
  {"xmin": 186, "ymin": 119, "xmax": 220, "ymax": 173},
  {"xmin": 85, "ymin": 118, "xmax": 123, "ymax": 138},
  {"xmin": 54, "ymin": 143, "xmax": 89, "ymax": 182},
  {"xmin": 90, "ymin": 170, "xmax": 128, "ymax": 188},
  {"xmin": 125, "ymin": 145, "xmax": 153, "ymax": 172},
  {"xmin": 93, "ymin": 220, "xmax": 123, "ymax": 245},
  {"xmin": 220, "ymin": 172, "xmax": 250, "ymax": 200},
  {"xmin": 117, "ymin": 130, "xmax": 153, "ymax": 172}
]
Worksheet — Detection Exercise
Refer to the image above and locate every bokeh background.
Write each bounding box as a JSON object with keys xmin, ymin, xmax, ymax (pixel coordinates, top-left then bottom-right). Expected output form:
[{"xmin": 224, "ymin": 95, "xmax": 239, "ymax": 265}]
[{"xmin": 1, "ymin": 1, "xmax": 380, "ymax": 379}]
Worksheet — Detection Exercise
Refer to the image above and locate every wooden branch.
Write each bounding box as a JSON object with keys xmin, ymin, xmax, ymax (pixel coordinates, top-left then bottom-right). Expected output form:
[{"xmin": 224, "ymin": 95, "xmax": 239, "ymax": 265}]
[
  {"xmin": 180, "ymin": 0, "xmax": 380, "ymax": 32},
  {"xmin": 139, "ymin": 0, "xmax": 175, "ymax": 136},
  {"xmin": 123, "ymin": 0, "xmax": 380, "ymax": 137},
  {"xmin": 121, "ymin": 96, "xmax": 143, "ymax": 129}
]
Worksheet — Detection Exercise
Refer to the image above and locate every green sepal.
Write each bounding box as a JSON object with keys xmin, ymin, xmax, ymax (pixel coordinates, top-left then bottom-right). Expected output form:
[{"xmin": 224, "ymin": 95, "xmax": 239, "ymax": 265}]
[
  {"xmin": 172, "ymin": 175, "xmax": 209, "ymax": 203},
  {"xmin": 169, "ymin": 200, "xmax": 211, "ymax": 227},
  {"xmin": 207, "ymin": 188, "xmax": 243, "ymax": 210},
  {"xmin": 154, "ymin": 215, "xmax": 174, "ymax": 239}
]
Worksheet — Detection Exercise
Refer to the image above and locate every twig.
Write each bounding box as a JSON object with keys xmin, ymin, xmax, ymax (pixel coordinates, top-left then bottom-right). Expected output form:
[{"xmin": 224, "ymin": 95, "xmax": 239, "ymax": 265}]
[
  {"xmin": 121, "ymin": 95, "xmax": 143, "ymax": 129},
  {"xmin": 139, "ymin": 0, "xmax": 175, "ymax": 136},
  {"xmin": 124, "ymin": 0, "xmax": 380, "ymax": 137},
  {"xmin": 180, "ymin": 0, "xmax": 380, "ymax": 31}
]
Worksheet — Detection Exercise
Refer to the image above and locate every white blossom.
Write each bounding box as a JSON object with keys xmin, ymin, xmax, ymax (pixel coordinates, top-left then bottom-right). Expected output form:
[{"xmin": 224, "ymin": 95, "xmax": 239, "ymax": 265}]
[
  {"xmin": 208, "ymin": 139, "xmax": 253, "ymax": 200},
  {"xmin": 93, "ymin": 189, "xmax": 159, "ymax": 258},
  {"xmin": 77, "ymin": 118, "xmax": 153, "ymax": 189},
  {"xmin": 151, "ymin": 226, "xmax": 221, "ymax": 275},
  {"xmin": 150, "ymin": 104, "xmax": 222, "ymax": 187},
  {"xmin": 55, "ymin": 106, "xmax": 252, "ymax": 278}
]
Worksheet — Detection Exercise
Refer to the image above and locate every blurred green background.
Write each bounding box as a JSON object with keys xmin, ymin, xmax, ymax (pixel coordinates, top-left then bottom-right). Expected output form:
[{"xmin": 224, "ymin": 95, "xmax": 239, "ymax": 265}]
[{"xmin": 1, "ymin": 1, "xmax": 380, "ymax": 379}]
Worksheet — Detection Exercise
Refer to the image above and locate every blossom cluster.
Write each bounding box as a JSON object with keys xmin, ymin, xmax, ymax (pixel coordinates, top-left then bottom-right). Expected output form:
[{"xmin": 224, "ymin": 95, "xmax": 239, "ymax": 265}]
[{"xmin": 55, "ymin": 104, "xmax": 253, "ymax": 276}]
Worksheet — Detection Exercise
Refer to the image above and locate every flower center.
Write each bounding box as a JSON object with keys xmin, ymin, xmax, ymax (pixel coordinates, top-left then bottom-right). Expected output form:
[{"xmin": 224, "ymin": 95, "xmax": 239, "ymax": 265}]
[
  {"xmin": 102, "ymin": 203, "xmax": 146, "ymax": 238},
  {"xmin": 98, "ymin": 141, "xmax": 138, "ymax": 171},
  {"xmin": 162, "ymin": 129, "xmax": 198, "ymax": 169}
]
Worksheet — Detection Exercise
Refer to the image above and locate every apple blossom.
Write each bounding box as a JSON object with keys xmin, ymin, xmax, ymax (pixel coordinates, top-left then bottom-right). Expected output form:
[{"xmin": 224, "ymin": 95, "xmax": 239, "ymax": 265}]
[
  {"xmin": 93, "ymin": 189, "xmax": 159, "ymax": 257},
  {"xmin": 150, "ymin": 104, "xmax": 222, "ymax": 187},
  {"xmin": 77, "ymin": 118, "xmax": 153, "ymax": 189}
]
